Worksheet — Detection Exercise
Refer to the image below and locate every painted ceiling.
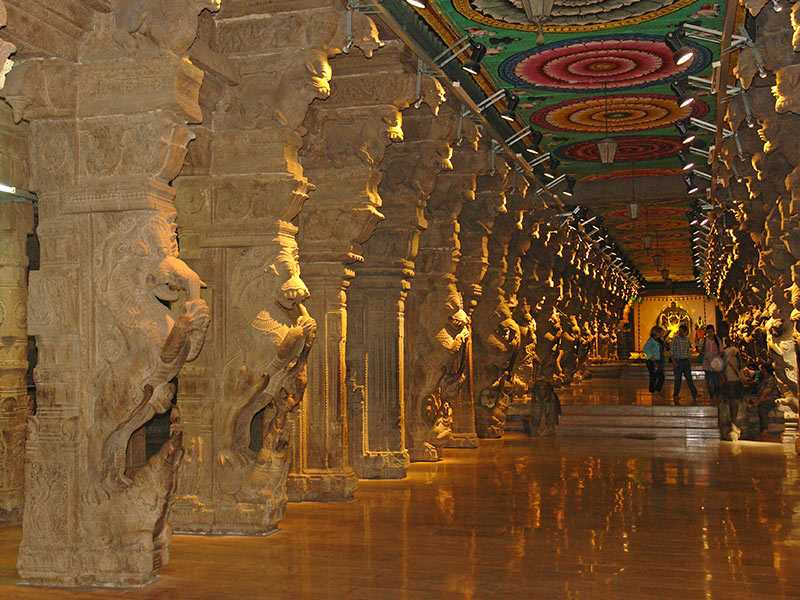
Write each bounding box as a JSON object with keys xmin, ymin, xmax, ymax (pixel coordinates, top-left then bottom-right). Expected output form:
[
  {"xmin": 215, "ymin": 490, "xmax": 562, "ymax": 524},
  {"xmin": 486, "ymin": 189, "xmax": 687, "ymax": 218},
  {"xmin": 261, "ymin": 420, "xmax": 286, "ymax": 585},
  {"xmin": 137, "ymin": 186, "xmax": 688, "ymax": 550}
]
[{"xmin": 411, "ymin": 0, "xmax": 728, "ymax": 283}]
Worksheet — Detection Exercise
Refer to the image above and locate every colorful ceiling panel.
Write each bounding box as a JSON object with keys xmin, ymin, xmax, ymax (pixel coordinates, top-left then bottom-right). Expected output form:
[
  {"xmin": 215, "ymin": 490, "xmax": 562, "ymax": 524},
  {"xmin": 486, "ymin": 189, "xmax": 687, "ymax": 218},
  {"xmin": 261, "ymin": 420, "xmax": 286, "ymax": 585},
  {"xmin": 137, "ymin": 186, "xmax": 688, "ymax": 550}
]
[{"xmin": 413, "ymin": 0, "xmax": 728, "ymax": 284}]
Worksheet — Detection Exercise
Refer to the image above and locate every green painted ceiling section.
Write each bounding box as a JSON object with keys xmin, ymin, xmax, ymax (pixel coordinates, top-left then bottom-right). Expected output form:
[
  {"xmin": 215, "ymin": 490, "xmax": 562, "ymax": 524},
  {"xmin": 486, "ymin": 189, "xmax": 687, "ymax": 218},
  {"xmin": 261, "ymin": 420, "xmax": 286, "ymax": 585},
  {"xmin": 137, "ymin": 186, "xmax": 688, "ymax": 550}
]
[{"xmin": 406, "ymin": 0, "xmax": 727, "ymax": 283}]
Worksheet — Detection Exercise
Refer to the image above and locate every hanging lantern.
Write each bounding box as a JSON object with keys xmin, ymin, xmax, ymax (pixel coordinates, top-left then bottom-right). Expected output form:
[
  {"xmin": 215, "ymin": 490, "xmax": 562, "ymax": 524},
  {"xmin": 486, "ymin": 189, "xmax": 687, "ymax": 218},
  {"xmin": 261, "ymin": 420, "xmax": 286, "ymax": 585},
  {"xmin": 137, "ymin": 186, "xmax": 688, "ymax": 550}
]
[
  {"xmin": 642, "ymin": 233, "xmax": 653, "ymax": 250},
  {"xmin": 597, "ymin": 138, "xmax": 617, "ymax": 164},
  {"xmin": 661, "ymin": 268, "xmax": 670, "ymax": 281},
  {"xmin": 653, "ymin": 252, "xmax": 663, "ymax": 267},
  {"xmin": 627, "ymin": 202, "xmax": 640, "ymax": 220}
]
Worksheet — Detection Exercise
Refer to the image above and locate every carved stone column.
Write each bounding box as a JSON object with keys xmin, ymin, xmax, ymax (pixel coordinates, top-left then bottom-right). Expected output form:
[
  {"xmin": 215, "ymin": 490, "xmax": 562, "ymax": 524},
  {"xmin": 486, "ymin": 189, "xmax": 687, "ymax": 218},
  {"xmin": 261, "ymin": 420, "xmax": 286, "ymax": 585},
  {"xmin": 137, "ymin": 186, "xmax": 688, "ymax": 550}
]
[
  {"xmin": 0, "ymin": 201, "xmax": 32, "ymax": 526},
  {"xmin": 293, "ymin": 41, "xmax": 422, "ymax": 498},
  {"xmin": 169, "ymin": 0, "xmax": 354, "ymax": 533},
  {"xmin": 446, "ymin": 137, "xmax": 499, "ymax": 448},
  {"xmin": 3, "ymin": 4, "xmax": 214, "ymax": 586},
  {"xmin": 346, "ymin": 99, "xmax": 452, "ymax": 478},
  {"xmin": 402, "ymin": 147, "xmax": 498, "ymax": 461},
  {"xmin": 472, "ymin": 171, "xmax": 527, "ymax": 438}
]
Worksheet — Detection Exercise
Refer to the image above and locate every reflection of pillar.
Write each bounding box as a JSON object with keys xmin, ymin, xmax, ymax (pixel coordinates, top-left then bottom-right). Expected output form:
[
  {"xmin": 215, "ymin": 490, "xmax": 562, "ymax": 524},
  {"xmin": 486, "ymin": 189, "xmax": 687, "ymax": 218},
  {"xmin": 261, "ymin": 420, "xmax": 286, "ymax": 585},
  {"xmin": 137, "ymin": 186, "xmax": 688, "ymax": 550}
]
[
  {"xmin": 3, "ymin": 5, "xmax": 214, "ymax": 586},
  {"xmin": 0, "ymin": 201, "xmax": 33, "ymax": 525}
]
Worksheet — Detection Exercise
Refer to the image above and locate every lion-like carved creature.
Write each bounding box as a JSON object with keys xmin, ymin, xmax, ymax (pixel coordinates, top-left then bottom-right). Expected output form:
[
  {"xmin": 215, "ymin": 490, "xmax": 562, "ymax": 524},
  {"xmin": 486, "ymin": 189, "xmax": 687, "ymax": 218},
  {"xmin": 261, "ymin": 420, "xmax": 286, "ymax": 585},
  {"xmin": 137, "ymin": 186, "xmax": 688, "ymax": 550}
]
[
  {"xmin": 407, "ymin": 286, "xmax": 469, "ymax": 461},
  {"xmin": 215, "ymin": 241, "xmax": 315, "ymax": 529},
  {"xmin": 84, "ymin": 211, "xmax": 209, "ymax": 579},
  {"xmin": 92, "ymin": 211, "xmax": 210, "ymax": 495},
  {"xmin": 473, "ymin": 292, "xmax": 521, "ymax": 438}
]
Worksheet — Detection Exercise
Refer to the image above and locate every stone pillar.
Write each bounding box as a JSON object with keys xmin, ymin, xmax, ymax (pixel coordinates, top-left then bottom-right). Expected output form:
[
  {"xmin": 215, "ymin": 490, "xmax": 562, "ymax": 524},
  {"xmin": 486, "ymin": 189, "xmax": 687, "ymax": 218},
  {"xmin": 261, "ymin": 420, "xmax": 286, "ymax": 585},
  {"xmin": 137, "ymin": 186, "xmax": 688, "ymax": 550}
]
[
  {"xmin": 346, "ymin": 98, "xmax": 452, "ymax": 479},
  {"xmin": 402, "ymin": 145, "xmax": 497, "ymax": 461},
  {"xmin": 169, "ymin": 0, "xmax": 367, "ymax": 535},
  {"xmin": 0, "ymin": 201, "xmax": 32, "ymax": 525},
  {"xmin": 3, "ymin": 3, "xmax": 215, "ymax": 586},
  {"xmin": 445, "ymin": 134, "xmax": 497, "ymax": 448},
  {"xmin": 293, "ymin": 41, "xmax": 422, "ymax": 498},
  {"xmin": 472, "ymin": 172, "xmax": 527, "ymax": 438}
]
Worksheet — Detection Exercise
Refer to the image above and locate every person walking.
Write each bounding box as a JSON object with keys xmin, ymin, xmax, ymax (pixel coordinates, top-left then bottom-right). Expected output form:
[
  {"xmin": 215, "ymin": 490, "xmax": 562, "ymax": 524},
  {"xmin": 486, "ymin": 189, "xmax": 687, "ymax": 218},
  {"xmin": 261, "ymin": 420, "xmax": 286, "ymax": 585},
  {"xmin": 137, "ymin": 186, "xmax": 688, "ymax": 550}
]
[
  {"xmin": 644, "ymin": 326, "xmax": 665, "ymax": 400},
  {"xmin": 699, "ymin": 324, "xmax": 722, "ymax": 399},
  {"xmin": 670, "ymin": 324, "xmax": 697, "ymax": 405}
]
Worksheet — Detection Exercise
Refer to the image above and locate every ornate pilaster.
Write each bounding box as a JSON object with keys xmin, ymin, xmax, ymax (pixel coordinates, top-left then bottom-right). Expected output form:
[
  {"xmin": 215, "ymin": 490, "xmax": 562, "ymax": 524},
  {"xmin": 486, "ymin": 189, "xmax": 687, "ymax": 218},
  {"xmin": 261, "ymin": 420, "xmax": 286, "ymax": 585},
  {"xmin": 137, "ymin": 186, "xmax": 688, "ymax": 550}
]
[
  {"xmin": 293, "ymin": 41, "xmax": 424, "ymax": 498},
  {"xmin": 442, "ymin": 132, "xmax": 493, "ymax": 448},
  {"xmin": 3, "ymin": 4, "xmax": 215, "ymax": 586},
  {"xmin": 472, "ymin": 172, "xmax": 527, "ymax": 438},
  {"xmin": 347, "ymin": 99, "xmax": 453, "ymax": 478}
]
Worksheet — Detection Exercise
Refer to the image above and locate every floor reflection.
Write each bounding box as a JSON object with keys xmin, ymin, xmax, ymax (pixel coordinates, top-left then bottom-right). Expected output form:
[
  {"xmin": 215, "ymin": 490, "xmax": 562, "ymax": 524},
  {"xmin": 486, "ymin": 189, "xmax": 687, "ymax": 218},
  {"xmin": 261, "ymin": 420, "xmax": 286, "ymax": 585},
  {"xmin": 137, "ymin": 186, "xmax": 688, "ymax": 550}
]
[{"xmin": 0, "ymin": 395, "xmax": 798, "ymax": 598}]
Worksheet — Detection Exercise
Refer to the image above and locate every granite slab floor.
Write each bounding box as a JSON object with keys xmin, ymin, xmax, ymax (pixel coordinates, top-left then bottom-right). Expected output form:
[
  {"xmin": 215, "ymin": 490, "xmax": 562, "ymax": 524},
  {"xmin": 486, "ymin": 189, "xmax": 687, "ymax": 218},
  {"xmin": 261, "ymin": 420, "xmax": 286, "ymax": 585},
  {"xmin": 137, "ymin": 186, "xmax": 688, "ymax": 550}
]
[{"xmin": 1, "ymin": 432, "xmax": 799, "ymax": 598}]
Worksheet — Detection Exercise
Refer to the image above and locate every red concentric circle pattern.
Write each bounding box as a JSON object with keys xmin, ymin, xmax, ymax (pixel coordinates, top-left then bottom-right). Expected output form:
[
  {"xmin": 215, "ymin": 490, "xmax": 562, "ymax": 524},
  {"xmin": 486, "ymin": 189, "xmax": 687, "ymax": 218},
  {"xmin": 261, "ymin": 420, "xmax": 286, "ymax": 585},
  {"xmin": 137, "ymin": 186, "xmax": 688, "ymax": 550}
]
[
  {"xmin": 531, "ymin": 94, "xmax": 709, "ymax": 133},
  {"xmin": 560, "ymin": 136, "xmax": 685, "ymax": 162},
  {"xmin": 514, "ymin": 40, "xmax": 688, "ymax": 90},
  {"xmin": 579, "ymin": 168, "xmax": 683, "ymax": 181}
]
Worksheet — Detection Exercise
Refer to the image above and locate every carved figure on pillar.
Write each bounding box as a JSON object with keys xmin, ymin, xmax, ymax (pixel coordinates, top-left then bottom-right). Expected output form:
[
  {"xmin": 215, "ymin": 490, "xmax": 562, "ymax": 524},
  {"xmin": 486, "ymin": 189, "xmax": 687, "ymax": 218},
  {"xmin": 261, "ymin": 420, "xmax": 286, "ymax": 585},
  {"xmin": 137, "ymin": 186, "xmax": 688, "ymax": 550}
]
[{"xmin": 6, "ymin": 0, "xmax": 216, "ymax": 586}]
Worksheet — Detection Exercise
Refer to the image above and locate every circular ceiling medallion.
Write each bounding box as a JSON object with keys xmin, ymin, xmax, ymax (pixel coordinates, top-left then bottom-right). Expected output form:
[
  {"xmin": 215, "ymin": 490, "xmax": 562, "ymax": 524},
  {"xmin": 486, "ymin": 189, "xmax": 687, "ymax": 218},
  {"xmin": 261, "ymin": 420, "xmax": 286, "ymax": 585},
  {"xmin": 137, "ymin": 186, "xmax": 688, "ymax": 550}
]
[
  {"xmin": 530, "ymin": 94, "xmax": 709, "ymax": 133},
  {"xmin": 453, "ymin": 0, "xmax": 697, "ymax": 32},
  {"xmin": 579, "ymin": 168, "xmax": 684, "ymax": 181},
  {"xmin": 556, "ymin": 136, "xmax": 685, "ymax": 162},
  {"xmin": 499, "ymin": 35, "xmax": 711, "ymax": 91}
]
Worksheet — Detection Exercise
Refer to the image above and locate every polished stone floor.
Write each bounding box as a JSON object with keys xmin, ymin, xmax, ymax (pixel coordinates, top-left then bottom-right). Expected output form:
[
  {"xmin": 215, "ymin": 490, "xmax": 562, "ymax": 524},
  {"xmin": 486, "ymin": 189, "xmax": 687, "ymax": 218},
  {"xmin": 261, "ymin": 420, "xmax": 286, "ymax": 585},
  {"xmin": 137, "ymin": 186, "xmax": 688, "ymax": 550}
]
[
  {"xmin": 2, "ymin": 389, "xmax": 800, "ymax": 598},
  {"xmin": 562, "ymin": 363, "xmax": 714, "ymax": 406}
]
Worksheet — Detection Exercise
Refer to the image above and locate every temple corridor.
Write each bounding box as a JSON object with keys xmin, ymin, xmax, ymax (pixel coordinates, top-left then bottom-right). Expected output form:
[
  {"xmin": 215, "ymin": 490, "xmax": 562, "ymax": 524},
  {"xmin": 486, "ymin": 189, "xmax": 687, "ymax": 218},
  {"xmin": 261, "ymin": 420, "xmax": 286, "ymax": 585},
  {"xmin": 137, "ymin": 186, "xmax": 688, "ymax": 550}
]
[{"xmin": 1, "ymin": 379, "xmax": 798, "ymax": 600}]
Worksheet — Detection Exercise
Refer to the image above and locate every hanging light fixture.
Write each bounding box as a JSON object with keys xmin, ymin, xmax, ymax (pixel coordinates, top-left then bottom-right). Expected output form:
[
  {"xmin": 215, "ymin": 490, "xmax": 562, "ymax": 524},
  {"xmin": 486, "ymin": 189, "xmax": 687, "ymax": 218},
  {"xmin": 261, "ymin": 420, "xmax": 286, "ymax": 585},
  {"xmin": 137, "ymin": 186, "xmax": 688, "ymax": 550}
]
[
  {"xmin": 627, "ymin": 164, "xmax": 640, "ymax": 219},
  {"xmin": 661, "ymin": 268, "xmax": 670, "ymax": 281},
  {"xmin": 597, "ymin": 85, "xmax": 617, "ymax": 165},
  {"xmin": 653, "ymin": 252, "xmax": 663, "ymax": 267},
  {"xmin": 643, "ymin": 233, "xmax": 653, "ymax": 250}
]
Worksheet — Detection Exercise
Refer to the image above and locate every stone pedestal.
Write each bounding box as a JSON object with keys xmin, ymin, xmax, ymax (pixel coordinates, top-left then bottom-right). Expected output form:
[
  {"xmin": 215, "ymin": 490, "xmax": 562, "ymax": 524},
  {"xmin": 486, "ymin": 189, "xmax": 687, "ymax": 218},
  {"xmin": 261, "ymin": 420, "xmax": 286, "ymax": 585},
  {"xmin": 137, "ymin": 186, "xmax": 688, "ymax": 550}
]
[{"xmin": 0, "ymin": 201, "xmax": 32, "ymax": 525}]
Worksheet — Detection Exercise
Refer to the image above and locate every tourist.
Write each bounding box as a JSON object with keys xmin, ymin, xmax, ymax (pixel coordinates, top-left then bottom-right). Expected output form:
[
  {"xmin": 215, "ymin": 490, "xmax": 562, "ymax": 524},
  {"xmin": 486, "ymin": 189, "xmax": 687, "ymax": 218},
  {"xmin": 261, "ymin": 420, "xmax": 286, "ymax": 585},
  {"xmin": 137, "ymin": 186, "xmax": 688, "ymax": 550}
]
[
  {"xmin": 719, "ymin": 342, "xmax": 747, "ymax": 441},
  {"xmin": 749, "ymin": 363, "xmax": 781, "ymax": 436},
  {"xmin": 644, "ymin": 326, "xmax": 665, "ymax": 400},
  {"xmin": 698, "ymin": 324, "xmax": 722, "ymax": 399},
  {"xmin": 670, "ymin": 324, "xmax": 697, "ymax": 405}
]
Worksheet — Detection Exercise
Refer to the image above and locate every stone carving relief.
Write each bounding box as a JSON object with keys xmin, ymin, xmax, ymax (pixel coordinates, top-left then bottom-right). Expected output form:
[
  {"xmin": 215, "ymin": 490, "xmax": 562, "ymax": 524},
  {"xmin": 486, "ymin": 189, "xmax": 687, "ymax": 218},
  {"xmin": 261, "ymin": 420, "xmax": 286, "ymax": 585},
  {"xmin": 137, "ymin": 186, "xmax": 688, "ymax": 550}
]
[
  {"xmin": 406, "ymin": 287, "xmax": 469, "ymax": 461},
  {"xmin": 194, "ymin": 243, "xmax": 317, "ymax": 533}
]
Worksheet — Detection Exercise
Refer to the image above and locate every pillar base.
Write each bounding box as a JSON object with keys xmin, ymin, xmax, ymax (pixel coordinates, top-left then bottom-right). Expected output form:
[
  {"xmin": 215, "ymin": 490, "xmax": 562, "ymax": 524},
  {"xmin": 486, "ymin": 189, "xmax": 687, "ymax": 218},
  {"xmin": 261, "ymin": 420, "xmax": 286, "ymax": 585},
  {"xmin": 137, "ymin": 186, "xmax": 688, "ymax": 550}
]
[
  {"xmin": 171, "ymin": 502, "xmax": 284, "ymax": 537},
  {"xmin": 354, "ymin": 451, "xmax": 409, "ymax": 479},
  {"xmin": 447, "ymin": 433, "xmax": 479, "ymax": 449},
  {"xmin": 287, "ymin": 469, "xmax": 358, "ymax": 502},
  {"xmin": 17, "ymin": 545, "xmax": 163, "ymax": 588}
]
